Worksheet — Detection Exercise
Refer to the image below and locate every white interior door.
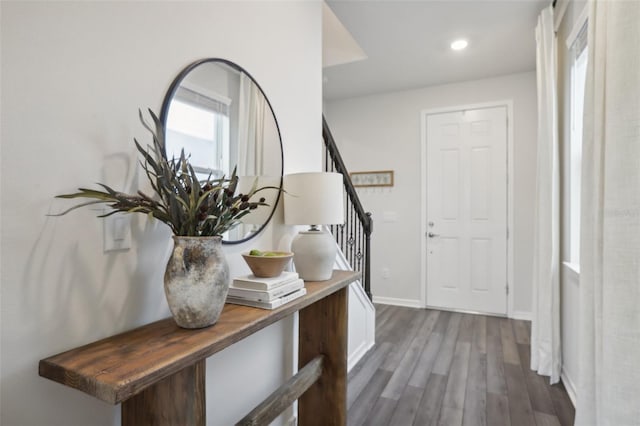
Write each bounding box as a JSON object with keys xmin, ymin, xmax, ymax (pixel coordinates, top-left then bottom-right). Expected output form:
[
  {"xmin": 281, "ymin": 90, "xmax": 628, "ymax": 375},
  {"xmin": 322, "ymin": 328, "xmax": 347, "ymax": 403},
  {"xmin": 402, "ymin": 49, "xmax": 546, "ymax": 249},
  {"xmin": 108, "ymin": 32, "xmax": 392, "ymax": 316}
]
[{"xmin": 425, "ymin": 106, "xmax": 507, "ymax": 315}]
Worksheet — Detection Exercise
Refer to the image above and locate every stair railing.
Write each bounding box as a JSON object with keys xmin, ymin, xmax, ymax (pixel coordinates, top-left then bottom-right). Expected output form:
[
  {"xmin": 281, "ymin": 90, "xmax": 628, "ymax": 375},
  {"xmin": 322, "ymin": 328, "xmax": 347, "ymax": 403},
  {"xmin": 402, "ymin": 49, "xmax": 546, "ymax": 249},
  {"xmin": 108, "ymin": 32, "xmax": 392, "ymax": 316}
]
[{"xmin": 322, "ymin": 116, "xmax": 373, "ymax": 300}]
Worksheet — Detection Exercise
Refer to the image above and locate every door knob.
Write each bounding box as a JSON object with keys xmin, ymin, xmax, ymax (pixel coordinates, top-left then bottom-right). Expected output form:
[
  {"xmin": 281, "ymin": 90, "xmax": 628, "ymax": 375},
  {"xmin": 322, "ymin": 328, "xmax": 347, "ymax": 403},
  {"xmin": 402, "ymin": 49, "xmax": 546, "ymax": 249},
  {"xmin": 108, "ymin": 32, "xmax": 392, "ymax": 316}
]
[{"xmin": 428, "ymin": 232, "xmax": 440, "ymax": 238}]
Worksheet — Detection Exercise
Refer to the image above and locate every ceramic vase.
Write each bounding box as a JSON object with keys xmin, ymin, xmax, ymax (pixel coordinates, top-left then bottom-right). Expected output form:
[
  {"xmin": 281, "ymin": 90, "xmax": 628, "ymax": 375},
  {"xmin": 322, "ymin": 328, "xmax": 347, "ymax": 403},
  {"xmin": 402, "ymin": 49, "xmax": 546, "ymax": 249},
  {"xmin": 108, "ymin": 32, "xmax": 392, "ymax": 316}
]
[{"xmin": 164, "ymin": 236, "xmax": 230, "ymax": 329}]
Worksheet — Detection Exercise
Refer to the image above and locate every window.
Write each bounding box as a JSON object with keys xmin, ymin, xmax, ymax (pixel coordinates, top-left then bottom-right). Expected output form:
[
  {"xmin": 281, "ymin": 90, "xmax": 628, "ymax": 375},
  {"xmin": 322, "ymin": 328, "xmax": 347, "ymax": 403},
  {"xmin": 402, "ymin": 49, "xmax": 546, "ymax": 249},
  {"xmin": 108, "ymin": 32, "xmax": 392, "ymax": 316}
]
[
  {"xmin": 568, "ymin": 20, "xmax": 588, "ymax": 266},
  {"xmin": 166, "ymin": 86, "xmax": 230, "ymax": 180}
]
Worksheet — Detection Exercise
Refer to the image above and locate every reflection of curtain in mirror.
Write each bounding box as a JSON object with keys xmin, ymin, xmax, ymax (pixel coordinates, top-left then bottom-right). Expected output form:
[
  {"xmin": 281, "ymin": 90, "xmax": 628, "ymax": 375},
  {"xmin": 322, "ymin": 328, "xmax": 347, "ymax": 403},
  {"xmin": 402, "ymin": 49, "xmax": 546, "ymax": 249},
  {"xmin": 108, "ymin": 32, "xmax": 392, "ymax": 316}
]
[{"xmin": 237, "ymin": 74, "xmax": 266, "ymax": 176}]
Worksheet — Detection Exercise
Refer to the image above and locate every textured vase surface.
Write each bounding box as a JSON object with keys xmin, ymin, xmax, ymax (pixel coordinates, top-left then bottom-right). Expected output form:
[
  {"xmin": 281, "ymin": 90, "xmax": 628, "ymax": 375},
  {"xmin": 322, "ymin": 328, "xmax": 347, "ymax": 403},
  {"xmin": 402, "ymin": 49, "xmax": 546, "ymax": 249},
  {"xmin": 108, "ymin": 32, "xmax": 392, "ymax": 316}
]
[{"xmin": 164, "ymin": 236, "xmax": 230, "ymax": 329}]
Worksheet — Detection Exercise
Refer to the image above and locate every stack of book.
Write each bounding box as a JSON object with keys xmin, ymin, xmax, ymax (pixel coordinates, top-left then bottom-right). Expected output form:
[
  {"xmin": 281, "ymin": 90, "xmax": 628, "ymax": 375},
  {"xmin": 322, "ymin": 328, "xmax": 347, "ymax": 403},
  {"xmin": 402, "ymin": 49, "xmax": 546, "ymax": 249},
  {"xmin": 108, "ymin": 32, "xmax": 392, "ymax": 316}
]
[{"xmin": 226, "ymin": 271, "xmax": 306, "ymax": 309}]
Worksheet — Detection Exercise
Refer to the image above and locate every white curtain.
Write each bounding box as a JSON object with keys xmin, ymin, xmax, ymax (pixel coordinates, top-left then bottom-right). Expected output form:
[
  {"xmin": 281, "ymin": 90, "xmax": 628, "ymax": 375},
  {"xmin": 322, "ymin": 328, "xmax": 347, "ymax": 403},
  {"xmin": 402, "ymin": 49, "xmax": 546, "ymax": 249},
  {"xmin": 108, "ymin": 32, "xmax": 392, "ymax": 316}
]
[
  {"xmin": 531, "ymin": 4, "xmax": 561, "ymax": 385},
  {"xmin": 575, "ymin": 1, "xmax": 640, "ymax": 424},
  {"xmin": 237, "ymin": 74, "xmax": 266, "ymax": 176}
]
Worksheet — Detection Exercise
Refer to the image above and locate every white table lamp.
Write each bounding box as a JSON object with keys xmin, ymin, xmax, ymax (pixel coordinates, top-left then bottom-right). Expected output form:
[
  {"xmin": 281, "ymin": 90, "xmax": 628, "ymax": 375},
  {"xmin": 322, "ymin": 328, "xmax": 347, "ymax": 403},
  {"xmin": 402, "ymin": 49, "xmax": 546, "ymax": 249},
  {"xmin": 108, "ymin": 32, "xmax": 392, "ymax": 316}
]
[{"xmin": 284, "ymin": 172, "xmax": 344, "ymax": 281}]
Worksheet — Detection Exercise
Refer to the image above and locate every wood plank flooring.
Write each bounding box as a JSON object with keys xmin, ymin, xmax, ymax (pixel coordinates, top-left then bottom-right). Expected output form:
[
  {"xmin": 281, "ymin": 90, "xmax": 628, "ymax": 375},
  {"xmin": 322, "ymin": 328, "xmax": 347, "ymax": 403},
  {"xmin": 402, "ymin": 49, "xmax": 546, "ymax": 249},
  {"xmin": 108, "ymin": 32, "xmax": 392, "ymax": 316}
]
[{"xmin": 347, "ymin": 305, "xmax": 575, "ymax": 426}]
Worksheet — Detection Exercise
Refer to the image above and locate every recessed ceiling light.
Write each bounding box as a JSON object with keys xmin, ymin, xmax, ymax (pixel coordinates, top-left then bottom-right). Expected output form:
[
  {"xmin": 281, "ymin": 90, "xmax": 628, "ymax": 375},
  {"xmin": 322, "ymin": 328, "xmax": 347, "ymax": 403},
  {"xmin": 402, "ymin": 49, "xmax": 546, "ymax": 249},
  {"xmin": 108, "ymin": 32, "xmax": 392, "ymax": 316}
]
[{"xmin": 450, "ymin": 39, "xmax": 468, "ymax": 51}]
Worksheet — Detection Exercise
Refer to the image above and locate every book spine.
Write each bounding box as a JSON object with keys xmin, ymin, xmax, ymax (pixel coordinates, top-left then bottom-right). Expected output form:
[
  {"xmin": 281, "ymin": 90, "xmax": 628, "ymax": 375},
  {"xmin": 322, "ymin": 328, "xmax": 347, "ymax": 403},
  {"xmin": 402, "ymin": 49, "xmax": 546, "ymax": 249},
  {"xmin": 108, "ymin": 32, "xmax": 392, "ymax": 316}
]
[
  {"xmin": 227, "ymin": 288, "xmax": 307, "ymax": 309},
  {"xmin": 273, "ymin": 288, "xmax": 307, "ymax": 307},
  {"xmin": 228, "ymin": 280, "xmax": 303, "ymax": 302},
  {"xmin": 266, "ymin": 284, "xmax": 301, "ymax": 300},
  {"xmin": 232, "ymin": 275, "xmax": 300, "ymax": 290}
]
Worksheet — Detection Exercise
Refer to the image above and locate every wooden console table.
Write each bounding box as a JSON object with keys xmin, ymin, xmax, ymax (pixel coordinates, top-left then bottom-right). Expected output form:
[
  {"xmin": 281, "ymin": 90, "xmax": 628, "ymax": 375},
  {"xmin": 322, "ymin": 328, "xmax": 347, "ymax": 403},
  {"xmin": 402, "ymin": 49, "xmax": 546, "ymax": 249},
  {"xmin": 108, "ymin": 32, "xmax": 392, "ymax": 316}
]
[{"xmin": 39, "ymin": 270, "xmax": 360, "ymax": 425}]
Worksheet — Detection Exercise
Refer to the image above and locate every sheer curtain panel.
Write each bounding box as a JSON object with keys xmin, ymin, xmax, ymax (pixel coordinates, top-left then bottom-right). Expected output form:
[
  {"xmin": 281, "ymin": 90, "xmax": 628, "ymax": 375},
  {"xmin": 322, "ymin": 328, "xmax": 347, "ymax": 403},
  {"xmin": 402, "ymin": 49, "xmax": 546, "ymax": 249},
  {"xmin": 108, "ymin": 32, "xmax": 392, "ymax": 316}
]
[
  {"xmin": 531, "ymin": 4, "xmax": 561, "ymax": 385},
  {"xmin": 238, "ymin": 74, "xmax": 266, "ymax": 176},
  {"xmin": 575, "ymin": 1, "xmax": 640, "ymax": 424}
]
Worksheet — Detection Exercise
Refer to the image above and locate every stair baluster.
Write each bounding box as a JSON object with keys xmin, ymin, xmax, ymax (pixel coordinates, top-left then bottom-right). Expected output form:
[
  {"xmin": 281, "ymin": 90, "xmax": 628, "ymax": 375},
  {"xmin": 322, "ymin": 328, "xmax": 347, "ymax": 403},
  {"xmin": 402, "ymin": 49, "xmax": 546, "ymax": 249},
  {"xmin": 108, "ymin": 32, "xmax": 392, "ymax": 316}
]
[{"xmin": 322, "ymin": 116, "xmax": 373, "ymax": 300}]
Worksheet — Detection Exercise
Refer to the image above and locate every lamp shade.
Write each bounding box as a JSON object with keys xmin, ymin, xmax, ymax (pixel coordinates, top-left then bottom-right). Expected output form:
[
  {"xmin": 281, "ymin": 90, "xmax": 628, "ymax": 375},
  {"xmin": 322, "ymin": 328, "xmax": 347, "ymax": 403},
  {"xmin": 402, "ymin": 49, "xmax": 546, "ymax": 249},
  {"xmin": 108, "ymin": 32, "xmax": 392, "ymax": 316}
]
[
  {"xmin": 236, "ymin": 175, "xmax": 281, "ymax": 225},
  {"xmin": 283, "ymin": 172, "xmax": 344, "ymax": 225}
]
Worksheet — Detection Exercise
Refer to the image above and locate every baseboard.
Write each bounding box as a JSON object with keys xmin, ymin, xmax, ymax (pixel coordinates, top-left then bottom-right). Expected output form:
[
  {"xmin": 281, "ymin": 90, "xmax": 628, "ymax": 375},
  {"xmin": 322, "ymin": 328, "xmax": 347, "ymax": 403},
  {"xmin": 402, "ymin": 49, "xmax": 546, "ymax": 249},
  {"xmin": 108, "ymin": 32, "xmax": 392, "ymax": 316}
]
[
  {"xmin": 348, "ymin": 340, "xmax": 374, "ymax": 372},
  {"xmin": 509, "ymin": 310, "xmax": 532, "ymax": 321},
  {"xmin": 373, "ymin": 297, "xmax": 531, "ymax": 320},
  {"xmin": 372, "ymin": 296, "xmax": 422, "ymax": 308},
  {"xmin": 561, "ymin": 368, "xmax": 577, "ymax": 407}
]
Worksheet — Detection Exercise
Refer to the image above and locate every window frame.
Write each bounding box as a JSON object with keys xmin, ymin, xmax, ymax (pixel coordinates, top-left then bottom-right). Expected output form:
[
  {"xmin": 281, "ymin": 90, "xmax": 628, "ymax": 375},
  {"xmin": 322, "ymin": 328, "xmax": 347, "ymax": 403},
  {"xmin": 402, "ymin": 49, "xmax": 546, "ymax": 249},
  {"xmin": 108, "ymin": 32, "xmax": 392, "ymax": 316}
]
[{"xmin": 565, "ymin": 6, "xmax": 589, "ymax": 270}]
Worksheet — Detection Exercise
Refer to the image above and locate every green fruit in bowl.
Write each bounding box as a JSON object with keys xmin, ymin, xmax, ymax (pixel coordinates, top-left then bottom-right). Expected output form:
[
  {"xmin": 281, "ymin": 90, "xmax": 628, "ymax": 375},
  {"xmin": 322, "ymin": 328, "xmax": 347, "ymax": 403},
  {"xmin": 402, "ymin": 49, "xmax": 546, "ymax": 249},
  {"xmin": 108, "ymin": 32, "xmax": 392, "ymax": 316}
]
[
  {"xmin": 265, "ymin": 251, "xmax": 292, "ymax": 257},
  {"xmin": 249, "ymin": 249, "xmax": 263, "ymax": 256}
]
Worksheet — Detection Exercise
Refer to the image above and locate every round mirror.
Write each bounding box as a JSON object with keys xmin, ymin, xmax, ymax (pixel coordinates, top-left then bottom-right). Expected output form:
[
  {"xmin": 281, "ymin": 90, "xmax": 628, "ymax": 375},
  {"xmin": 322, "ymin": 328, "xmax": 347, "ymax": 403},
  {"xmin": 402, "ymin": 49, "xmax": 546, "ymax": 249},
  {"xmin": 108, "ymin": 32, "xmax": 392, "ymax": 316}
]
[{"xmin": 160, "ymin": 59, "xmax": 283, "ymax": 244}]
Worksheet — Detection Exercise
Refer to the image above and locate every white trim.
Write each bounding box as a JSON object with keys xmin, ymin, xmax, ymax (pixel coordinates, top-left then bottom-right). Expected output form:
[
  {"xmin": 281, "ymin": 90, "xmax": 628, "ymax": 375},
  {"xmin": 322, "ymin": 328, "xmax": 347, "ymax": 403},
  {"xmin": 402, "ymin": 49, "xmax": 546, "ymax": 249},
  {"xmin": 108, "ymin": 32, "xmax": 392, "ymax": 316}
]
[
  {"xmin": 180, "ymin": 81, "xmax": 233, "ymax": 106},
  {"xmin": 420, "ymin": 113, "xmax": 428, "ymax": 309},
  {"xmin": 424, "ymin": 304, "xmax": 507, "ymax": 318},
  {"xmin": 373, "ymin": 296, "xmax": 423, "ymax": 309},
  {"xmin": 420, "ymin": 101, "xmax": 512, "ymax": 117},
  {"xmin": 420, "ymin": 100, "xmax": 515, "ymax": 318},
  {"xmin": 347, "ymin": 281, "xmax": 376, "ymax": 371},
  {"xmin": 506, "ymin": 101, "xmax": 515, "ymax": 320},
  {"xmin": 510, "ymin": 310, "xmax": 532, "ymax": 321},
  {"xmin": 336, "ymin": 240, "xmax": 376, "ymax": 372},
  {"xmin": 333, "ymin": 237, "xmax": 376, "ymax": 372},
  {"xmin": 562, "ymin": 261, "xmax": 580, "ymax": 279},
  {"xmin": 348, "ymin": 339, "xmax": 374, "ymax": 372},
  {"xmin": 554, "ymin": 0, "xmax": 570, "ymax": 32},
  {"xmin": 565, "ymin": 2, "xmax": 589, "ymax": 49},
  {"xmin": 561, "ymin": 368, "xmax": 578, "ymax": 407}
]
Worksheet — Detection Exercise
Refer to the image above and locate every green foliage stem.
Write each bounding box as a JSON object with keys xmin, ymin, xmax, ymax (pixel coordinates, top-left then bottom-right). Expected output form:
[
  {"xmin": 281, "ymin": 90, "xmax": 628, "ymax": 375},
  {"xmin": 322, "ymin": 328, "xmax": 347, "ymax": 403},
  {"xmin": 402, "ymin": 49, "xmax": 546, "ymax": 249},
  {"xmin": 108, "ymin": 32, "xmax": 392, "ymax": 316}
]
[{"xmin": 52, "ymin": 109, "xmax": 278, "ymax": 236}]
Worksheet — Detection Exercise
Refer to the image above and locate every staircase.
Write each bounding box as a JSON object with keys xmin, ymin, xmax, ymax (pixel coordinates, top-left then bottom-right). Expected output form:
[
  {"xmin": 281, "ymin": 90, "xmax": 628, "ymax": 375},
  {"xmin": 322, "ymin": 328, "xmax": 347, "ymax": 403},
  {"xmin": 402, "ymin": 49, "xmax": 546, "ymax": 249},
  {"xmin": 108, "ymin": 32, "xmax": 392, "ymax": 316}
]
[
  {"xmin": 322, "ymin": 116, "xmax": 373, "ymax": 299},
  {"xmin": 323, "ymin": 115, "xmax": 375, "ymax": 370}
]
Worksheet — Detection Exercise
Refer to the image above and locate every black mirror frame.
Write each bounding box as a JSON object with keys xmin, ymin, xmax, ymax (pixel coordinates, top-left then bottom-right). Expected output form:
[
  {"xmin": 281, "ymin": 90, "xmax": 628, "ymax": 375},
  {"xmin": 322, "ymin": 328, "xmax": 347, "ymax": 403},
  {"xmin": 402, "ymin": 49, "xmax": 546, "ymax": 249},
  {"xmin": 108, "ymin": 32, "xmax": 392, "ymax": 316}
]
[{"xmin": 159, "ymin": 58, "xmax": 284, "ymax": 245}]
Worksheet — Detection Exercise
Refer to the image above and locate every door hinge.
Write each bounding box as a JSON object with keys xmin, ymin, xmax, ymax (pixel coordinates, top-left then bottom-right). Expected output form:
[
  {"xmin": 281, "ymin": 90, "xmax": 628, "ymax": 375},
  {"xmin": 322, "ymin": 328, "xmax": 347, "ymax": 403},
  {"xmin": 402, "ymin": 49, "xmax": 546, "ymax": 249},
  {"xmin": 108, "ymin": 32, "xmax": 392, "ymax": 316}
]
[
  {"xmin": 506, "ymin": 228, "xmax": 509, "ymax": 239},
  {"xmin": 506, "ymin": 284, "xmax": 509, "ymax": 295}
]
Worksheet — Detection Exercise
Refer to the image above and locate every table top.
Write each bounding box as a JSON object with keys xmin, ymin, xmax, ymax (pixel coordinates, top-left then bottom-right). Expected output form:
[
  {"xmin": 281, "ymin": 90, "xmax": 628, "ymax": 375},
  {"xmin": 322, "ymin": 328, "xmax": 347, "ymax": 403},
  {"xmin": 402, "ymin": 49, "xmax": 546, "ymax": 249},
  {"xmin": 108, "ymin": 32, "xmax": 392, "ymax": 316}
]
[{"xmin": 38, "ymin": 270, "xmax": 360, "ymax": 404}]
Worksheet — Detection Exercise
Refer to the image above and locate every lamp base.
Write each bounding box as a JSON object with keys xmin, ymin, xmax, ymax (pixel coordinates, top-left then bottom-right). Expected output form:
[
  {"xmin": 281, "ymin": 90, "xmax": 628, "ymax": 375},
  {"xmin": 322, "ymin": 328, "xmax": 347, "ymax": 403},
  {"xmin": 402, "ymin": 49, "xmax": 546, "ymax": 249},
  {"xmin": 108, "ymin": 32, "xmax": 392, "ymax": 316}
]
[{"xmin": 291, "ymin": 229, "xmax": 336, "ymax": 281}]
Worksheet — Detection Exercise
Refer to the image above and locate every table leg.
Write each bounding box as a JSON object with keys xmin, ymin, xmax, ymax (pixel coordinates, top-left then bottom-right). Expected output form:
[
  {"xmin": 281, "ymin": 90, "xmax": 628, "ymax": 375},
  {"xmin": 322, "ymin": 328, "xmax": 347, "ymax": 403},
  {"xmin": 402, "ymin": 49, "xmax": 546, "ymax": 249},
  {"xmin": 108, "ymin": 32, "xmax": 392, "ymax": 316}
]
[
  {"xmin": 298, "ymin": 287, "xmax": 348, "ymax": 426},
  {"xmin": 121, "ymin": 359, "xmax": 206, "ymax": 426}
]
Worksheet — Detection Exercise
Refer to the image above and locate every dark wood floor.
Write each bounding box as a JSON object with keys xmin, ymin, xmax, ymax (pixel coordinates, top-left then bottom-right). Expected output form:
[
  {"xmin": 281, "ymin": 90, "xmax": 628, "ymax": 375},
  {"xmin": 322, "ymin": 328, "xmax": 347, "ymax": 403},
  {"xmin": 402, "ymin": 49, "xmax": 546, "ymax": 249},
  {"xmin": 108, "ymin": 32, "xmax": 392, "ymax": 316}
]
[{"xmin": 347, "ymin": 305, "xmax": 575, "ymax": 426}]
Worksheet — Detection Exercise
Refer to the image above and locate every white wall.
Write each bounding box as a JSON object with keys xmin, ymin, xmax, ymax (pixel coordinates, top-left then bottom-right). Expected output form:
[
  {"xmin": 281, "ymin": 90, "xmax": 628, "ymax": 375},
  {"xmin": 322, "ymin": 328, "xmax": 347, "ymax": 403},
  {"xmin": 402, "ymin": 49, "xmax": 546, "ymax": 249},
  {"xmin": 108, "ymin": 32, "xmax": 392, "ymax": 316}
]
[
  {"xmin": 324, "ymin": 71, "xmax": 537, "ymax": 315},
  {"xmin": 0, "ymin": 2, "xmax": 322, "ymax": 425}
]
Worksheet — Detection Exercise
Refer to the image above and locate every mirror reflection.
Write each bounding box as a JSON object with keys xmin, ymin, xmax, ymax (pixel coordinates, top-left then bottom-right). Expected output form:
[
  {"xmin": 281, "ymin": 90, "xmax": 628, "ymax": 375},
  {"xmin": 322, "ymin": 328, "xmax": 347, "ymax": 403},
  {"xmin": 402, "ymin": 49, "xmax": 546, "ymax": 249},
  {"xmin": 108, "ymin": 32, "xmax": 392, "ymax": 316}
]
[{"xmin": 161, "ymin": 59, "xmax": 283, "ymax": 243}]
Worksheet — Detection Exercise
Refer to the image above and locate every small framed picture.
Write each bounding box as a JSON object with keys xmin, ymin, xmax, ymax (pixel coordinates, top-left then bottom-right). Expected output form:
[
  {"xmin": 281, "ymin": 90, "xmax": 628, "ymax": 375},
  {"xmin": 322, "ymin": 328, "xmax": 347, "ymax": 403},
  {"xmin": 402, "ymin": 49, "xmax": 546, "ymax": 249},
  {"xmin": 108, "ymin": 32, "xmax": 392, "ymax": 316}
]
[{"xmin": 350, "ymin": 170, "xmax": 394, "ymax": 187}]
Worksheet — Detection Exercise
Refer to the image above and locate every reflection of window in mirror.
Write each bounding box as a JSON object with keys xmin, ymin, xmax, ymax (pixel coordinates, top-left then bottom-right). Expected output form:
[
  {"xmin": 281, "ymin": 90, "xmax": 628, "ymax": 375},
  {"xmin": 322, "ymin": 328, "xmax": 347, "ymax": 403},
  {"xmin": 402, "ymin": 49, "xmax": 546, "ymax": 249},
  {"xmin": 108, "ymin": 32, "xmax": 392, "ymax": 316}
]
[
  {"xmin": 166, "ymin": 85, "xmax": 231, "ymax": 180},
  {"xmin": 161, "ymin": 59, "xmax": 284, "ymax": 244}
]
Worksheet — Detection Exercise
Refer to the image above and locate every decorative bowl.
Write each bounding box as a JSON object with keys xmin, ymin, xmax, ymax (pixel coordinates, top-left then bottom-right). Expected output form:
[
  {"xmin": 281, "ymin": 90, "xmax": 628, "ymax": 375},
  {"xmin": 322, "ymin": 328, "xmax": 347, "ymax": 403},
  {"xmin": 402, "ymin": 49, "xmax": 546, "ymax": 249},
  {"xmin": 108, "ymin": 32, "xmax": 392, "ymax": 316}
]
[{"xmin": 242, "ymin": 251, "xmax": 294, "ymax": 278}]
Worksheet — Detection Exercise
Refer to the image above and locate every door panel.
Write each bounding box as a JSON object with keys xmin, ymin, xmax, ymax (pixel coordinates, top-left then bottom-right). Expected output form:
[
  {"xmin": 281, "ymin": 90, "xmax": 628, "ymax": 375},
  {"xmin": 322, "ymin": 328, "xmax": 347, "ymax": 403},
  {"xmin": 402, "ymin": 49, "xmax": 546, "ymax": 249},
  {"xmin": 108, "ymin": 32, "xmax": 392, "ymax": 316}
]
[
  {"xmin": 470, "ymin": 147, "xmax": 490, "ymax": 219},
  {"xmin": 426, "ymin": 107, "xmax": 507, "ymax": 315},
  {"xmin": 441, "ymin": 149, "xmax": 460, "ymax": 219}
]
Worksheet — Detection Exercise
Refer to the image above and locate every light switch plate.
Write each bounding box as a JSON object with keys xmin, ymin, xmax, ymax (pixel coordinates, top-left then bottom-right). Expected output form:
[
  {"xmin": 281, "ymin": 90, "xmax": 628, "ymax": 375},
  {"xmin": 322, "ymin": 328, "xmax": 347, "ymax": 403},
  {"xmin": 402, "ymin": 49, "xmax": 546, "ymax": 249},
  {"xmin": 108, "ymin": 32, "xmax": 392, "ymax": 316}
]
[
  {"xmin": 103, "ymin": 212, "xmax": 131, "ymax": 252},
  {"xmin": 383, "ymin": 211, "xmax": 398, "ymax": 222}
]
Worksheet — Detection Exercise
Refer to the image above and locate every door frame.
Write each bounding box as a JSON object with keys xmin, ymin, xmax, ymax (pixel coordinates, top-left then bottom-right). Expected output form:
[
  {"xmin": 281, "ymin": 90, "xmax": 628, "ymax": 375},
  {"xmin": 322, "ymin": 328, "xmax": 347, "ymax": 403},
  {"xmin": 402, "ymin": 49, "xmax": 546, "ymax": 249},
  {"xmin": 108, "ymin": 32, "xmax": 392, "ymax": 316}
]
[{"xmin": 420, "ymin": 100, "xmax": 514, "ymax": 317}]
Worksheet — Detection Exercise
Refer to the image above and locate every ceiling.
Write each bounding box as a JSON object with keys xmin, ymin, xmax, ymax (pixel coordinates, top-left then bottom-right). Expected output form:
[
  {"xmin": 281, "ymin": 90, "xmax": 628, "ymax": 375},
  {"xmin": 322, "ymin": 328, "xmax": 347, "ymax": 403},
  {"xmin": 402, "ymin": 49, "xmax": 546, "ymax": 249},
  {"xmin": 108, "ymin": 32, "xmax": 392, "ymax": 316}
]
[{"xmin": 323, "ymin": 0, "xmax": 548, "ymax": 101}]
